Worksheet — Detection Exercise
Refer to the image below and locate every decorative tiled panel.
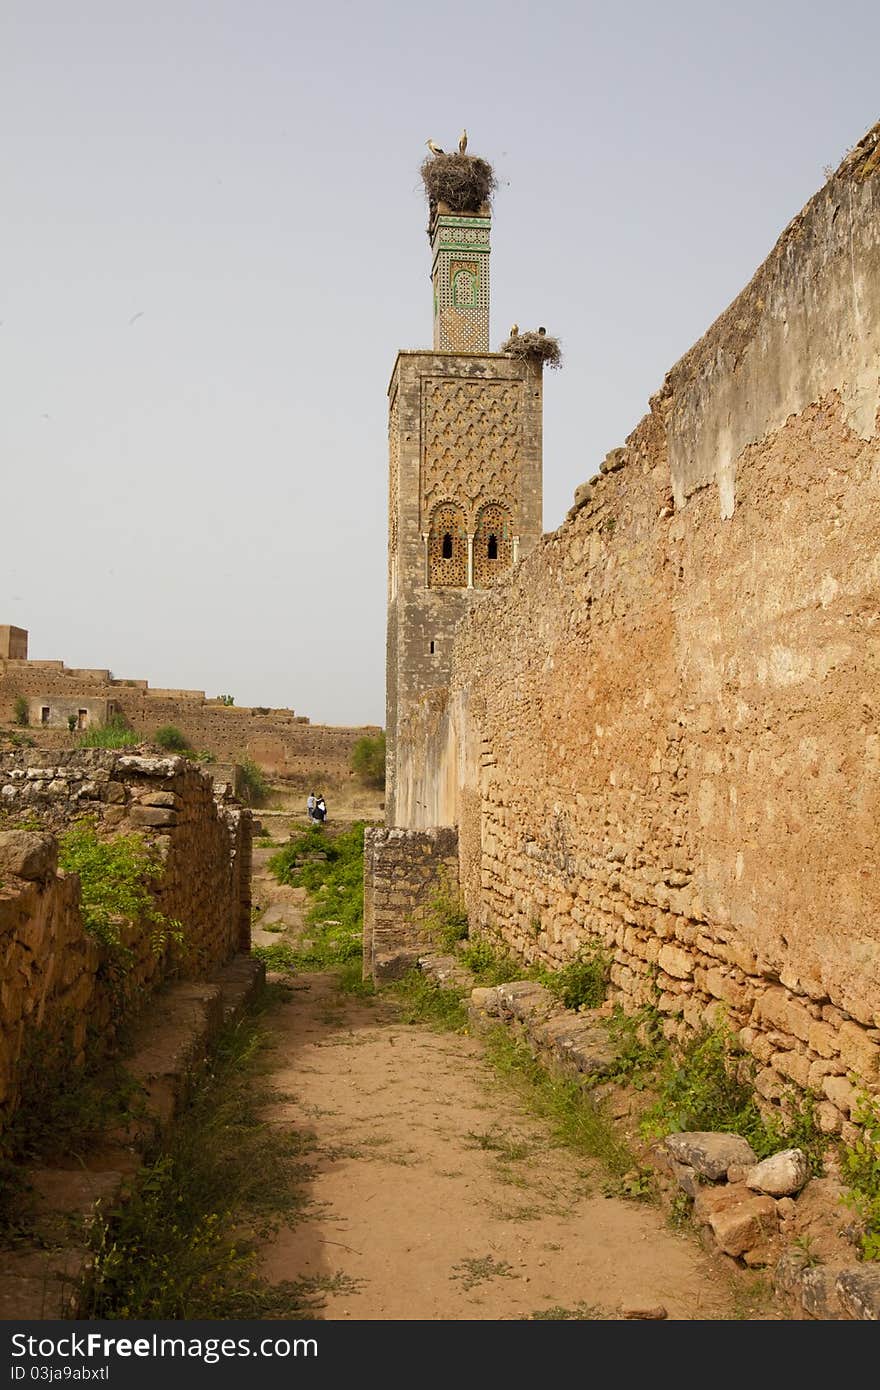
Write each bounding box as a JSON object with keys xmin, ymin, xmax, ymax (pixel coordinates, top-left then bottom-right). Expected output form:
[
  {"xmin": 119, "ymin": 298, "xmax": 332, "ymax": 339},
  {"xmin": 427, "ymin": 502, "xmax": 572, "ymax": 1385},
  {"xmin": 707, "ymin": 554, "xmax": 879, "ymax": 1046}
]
[{"xmin": 431, "ymin": 214, "xmax": 490, "ymax": 352}]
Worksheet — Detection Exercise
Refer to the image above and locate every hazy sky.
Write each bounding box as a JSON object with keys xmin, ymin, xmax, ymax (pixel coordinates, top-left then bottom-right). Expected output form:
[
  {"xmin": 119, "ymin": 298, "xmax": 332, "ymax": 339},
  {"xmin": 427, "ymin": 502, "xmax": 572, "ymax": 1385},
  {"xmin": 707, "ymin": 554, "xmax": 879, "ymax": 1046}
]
[{"xmin": 2, "ymin": 2, "xmax": 877, "ymax": 726}]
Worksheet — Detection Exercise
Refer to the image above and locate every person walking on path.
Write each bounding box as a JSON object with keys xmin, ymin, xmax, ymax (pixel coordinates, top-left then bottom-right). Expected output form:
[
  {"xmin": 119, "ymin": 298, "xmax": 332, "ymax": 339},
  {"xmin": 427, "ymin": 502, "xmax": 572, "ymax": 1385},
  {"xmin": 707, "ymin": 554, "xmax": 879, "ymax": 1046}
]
[
  {"xmin": 307, "ymin": 791, "xmax": 317, "ymax": 823},
  {"xmin": 315, "ymin": 794, "xmax": 327, "ymax": 824}
]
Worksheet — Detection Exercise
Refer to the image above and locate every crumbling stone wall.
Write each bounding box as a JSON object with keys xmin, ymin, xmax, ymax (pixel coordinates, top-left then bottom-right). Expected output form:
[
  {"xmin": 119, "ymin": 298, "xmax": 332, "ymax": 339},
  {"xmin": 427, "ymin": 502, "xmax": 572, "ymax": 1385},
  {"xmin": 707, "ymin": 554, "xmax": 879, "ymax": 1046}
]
[
  {"xmin": 396, "ymin": 124, "xmax": 880, "ymax": 1140},
  {"xmin": 363, "ymin": 826, "xmax": 458, "ymax": 980},
  {"xmin": 0, "ymin": 654, "xmax": 379, "ymax": 784},
  {"xmin": 0, "ymin": 749, "xmax": 252, "ymax": 1127}
]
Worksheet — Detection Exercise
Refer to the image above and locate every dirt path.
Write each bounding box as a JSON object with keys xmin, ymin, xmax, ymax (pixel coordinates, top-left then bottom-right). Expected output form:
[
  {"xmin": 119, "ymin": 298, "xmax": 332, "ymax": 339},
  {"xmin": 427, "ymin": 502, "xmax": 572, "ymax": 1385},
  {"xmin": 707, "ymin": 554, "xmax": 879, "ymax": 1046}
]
[{"xmin": 249, "ymin": 842, "xmax": 777, "ymax": 1322}]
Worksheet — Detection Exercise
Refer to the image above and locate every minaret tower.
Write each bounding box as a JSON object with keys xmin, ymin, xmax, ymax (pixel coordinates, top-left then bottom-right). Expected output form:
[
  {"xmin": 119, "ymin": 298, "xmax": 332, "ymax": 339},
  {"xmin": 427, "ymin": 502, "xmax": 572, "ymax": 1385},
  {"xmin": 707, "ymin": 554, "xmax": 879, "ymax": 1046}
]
[
  {"xmin": 385, "ymin": 137, "xmax": 545, "ymax": 826},
  {"xmin": 430, "ymin": 195, "xmax": 491, "ymax": 352}
]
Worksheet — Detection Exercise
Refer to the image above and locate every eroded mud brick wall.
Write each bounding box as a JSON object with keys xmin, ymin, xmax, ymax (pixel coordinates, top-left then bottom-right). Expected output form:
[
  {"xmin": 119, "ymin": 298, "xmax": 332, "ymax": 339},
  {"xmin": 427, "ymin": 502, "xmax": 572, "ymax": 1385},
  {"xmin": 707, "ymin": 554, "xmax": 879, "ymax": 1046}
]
[
  {"xmin": 405, "ymin": 127, "xmax": 880, "ymax": 1139},
  {"xmin": 363, "ymin": 825, "xmax": 459, "ymax": 979},
  {"xmin": 0, "ymin": 750, "xmax": 252, "ymax": 1123},
  {"xmin": 0, "ymin": 659, "xmax": 379, "ymax": 784}
]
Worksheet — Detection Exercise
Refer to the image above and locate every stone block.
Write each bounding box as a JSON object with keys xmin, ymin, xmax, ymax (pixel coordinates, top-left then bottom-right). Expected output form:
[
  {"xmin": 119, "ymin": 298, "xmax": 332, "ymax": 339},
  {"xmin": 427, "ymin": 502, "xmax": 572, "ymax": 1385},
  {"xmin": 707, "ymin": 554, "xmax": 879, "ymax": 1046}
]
[
  {"xmin": 837, "ymin": 1021, "xmax": 880, "ymax": 1082},
  {"xmin": 801, "ymin": 1265, "xmax": 844, "ymax": 1319},
  {"xmin": 663, "ymin": 1131, "xmax": 757, "ymax": 1180},
  {"xmin": 745, "ymin": 1149, "xmax": 810, "ymax": 1197},
  {"xmin": 822, "ymin": 1074, "xmax": 858, "ymax": 1115},
  {"xmin": 128, "ymin": 806, "xmax": 178, "ymax": 829},
  {"xmin": 836, "ymin": 1266, "xmax": 880, "ymax": 1320},
  {"xmin": 657, "ymin": 943, "xmax": 692, "ymax": 980},
  {"xmin": 706, "ymin": 1193, "xmax": 778, "ymax": 1258},
  {"xmin": 0, "ymin": 832, "xmax": 57, "ymax": 884}
]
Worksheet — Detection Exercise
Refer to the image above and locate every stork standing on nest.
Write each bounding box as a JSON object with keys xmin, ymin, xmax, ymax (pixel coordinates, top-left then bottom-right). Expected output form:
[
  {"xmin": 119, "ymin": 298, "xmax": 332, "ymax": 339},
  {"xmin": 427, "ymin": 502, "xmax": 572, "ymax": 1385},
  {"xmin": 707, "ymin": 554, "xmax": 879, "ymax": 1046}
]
[
  {"xmin": 426, "ymin": 139, "xmax": 444, "ymax": 157},
  {"xmin": 459, "ymin": 129, "xmax": 468, "ymax": 154}
]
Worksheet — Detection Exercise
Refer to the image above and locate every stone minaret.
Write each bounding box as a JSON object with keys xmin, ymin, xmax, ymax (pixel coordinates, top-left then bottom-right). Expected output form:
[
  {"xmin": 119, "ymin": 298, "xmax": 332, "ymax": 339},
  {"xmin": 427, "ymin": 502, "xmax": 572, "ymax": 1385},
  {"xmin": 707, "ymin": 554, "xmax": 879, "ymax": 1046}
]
[{"xmin": 385, "ymin": 144, "xmax": 544, "ymax": 826}]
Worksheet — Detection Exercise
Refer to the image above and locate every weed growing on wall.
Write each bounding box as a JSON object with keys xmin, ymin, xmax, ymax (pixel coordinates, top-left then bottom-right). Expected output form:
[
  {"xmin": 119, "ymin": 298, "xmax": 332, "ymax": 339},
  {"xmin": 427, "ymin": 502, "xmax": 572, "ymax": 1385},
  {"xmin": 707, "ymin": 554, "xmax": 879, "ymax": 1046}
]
[
  {"xmin": 424, "ymin": 875, "xmax": 469, "ymax": 952},
  {"xmin": 13, "ymin": 696, "xmax": 28, "ymax": 726},
  {"xmin": 840, "ymin": 1094, "xmax": 880, "ymax": 1260},
  {"xmin": 539, "ymin": 946, "xmax": 611, "ymax": 1011},
  {"xmin": 458, "ymin": 937, "xmax": 540, "ymax": 987},
  {"xmin": 76, "ymin": 716, "xmax": 139, "ymax": 749},
  {"xmin": 603, "ymin": 1006, "xmax": 669, "ymax": 1089},
  {"xmin": 58, "ymin": 821, "xmax": 182, "ymax": 957},
  {"xmin": 637, "ymin": 1020, "xmax": 823, "ymax": 1165}
]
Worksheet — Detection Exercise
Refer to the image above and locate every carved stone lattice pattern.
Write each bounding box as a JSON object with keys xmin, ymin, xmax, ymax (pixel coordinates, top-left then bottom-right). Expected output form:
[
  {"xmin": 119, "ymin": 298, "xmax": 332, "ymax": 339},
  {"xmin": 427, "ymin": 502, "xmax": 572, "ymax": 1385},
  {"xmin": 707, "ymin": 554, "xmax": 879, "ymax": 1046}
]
[
  {"xmin": 473, "ymin": 503, "xmax": 513, "ymax": 587},
  {"xmin": 422, "ymin": 379, "xmax": 520, "ymax": 526},
  {"xmin": 388, "ymin": 389, "xmax": 399, "ymax": 559},
  {"xmin": 432, "ymin": 215, "xmax": 490, "ymax": 352},
  {"xmin": 427, "ymin": 502, "xmax": 467, "ymax": 588}
]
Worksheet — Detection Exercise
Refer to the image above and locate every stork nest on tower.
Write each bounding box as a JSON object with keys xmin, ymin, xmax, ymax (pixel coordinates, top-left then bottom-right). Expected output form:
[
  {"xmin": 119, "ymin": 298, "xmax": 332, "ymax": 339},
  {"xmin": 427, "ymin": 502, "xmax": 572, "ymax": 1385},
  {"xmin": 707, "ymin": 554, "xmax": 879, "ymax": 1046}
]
[
  {"xmin": 500, "ymin": 328, "xmax": 563, "ymax": 370},
  {"xmin": 420, "ymin": 153, "xmax": 497, "ymax": 214}
]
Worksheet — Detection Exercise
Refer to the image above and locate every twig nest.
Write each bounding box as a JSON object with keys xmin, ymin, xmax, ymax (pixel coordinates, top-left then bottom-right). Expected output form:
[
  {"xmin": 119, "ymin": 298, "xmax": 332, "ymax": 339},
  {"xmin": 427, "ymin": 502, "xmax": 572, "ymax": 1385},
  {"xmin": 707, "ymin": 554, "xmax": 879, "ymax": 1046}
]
[
  {"xmin": 421, "ymin": 153, "xmax": 497, "ymax": 214},
  {"xmin": 499, "ymin": 328, "xmax": 563, "ymax": 369}
]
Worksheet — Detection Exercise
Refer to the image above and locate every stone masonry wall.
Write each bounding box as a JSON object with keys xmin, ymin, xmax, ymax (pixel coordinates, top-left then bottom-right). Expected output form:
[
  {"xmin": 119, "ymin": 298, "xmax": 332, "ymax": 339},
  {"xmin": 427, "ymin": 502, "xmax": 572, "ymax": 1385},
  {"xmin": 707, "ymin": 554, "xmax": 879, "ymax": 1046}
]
[
  {"xmin": 0, "ymin": 749, "xmax": 252, "ymax": 1127},
  {"xmin": 363, "ymin": 826, "xmax": 459, "ymax": 980},
  {"xmin": 398, "ymin": 124, "xmax": 880, "ymax": 1141}
]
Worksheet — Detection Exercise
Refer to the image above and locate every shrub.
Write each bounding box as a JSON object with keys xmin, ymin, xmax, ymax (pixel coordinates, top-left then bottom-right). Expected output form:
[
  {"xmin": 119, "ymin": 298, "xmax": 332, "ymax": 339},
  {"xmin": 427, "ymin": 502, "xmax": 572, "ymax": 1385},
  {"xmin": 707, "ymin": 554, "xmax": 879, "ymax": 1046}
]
[
  {"xmin": 351, "ymin": 732, "xmax": 385, "ymax": 789},
  {"xmin": 57, "ymin": 821, "xmax": 182, "ymax": 956},
  {"xmin": 153, "ymin": 725, "xmax": 191, "ymax": 752},
  {"xmin": 77, "ymin": 716, "xmax": 139, "ymax": 749},
  {"xmin": 67, "ymin": 714, "xmax": 78, "ymax": 733},
  {"xmin": 458, "ymin": 937, "xmax": 530, "ymax": 986},
  {"xmin": 637, "ymin": 1020, "xmax": 821, "ymax": 1163},
  {"xmin": 238, "ymin": 759, "xmax": 268, "ymax": 806},
  {"xmin": 540, "ymin": 946, "xmax": 611, "ymax": 1010},
  {"xmin": 217, "ymin": 694, "xmax": 235, "ymax": 707},
  {"xmin": 840, "ymin": 1094, "xmax": 880, "ymax": 1260},
  {"xmin": 13, "ymin": 696, "xmax": 28, "ymax": 727}
]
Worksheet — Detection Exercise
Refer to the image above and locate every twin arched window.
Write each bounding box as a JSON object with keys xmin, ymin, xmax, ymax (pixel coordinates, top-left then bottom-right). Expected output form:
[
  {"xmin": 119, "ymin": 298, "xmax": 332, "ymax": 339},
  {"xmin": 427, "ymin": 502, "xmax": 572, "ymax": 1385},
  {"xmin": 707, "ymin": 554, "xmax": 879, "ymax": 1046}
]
[{"xmin": 427, "ymin": 501, "xmax": 514, "ymax": 588}]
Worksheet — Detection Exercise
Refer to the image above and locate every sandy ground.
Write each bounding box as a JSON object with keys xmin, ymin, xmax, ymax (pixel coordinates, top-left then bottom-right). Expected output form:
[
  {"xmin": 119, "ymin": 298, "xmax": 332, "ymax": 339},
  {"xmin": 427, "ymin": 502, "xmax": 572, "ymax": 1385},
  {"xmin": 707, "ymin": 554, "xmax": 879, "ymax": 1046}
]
[{"xmin": 248, "ymin": 836, "xmax": 782, "ymax": 1322}]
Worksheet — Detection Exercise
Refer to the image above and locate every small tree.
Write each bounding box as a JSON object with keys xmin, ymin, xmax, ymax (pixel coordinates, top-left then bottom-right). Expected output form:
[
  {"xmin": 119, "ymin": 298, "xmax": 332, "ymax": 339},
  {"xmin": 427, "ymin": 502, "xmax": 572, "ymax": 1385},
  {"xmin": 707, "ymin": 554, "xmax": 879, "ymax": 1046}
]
[
  {"xmin": 238, "ymin": 758, "xmax": 268, "ymax": 806},
  {"xmin": 351, "ymin": 732, "xmax": 386, "ymax": 788},
  {"xmin": 13, "ymin": 696, "xmax": 28, "ymax": 727},
  {"xmin": 217, "ymin": 694, "xmax": 235, "ymax": 707}
]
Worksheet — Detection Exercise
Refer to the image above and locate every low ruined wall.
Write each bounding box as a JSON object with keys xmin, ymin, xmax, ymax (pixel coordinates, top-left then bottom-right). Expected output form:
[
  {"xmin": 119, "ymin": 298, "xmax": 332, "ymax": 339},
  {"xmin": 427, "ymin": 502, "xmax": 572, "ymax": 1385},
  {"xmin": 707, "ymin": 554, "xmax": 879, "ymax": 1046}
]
[
  {"xmin": 363, "ymin": 826, "xmax": 458, "ymax": 980},
  {"xmin": 0, "ymin": 750, "xmax": 252, "ymax": 1127},
  {"xmin": 0, "ymin": 659, "xmax": 379, "ymax": 784},
  {"xmin": 396, "ymin": 125, "xmax": 880, "ymax": 1140}
]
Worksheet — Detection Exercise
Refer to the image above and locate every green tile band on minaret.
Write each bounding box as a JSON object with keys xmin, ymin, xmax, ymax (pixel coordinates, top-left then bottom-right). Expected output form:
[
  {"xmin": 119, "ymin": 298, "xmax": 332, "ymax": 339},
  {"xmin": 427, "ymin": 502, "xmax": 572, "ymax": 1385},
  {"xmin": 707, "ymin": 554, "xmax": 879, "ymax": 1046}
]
[{"xmin": 430, "ymin": 207, "xmax": 491, "ymax": 352}]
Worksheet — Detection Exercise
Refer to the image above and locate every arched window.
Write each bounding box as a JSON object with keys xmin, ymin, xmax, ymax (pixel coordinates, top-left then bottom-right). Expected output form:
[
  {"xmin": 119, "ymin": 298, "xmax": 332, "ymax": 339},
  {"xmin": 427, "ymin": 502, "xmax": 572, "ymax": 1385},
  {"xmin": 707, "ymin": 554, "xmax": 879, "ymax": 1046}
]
[
  {"xmin": 452, "ymin": 268, "xmax": 477, "ymax": 308},
  {"xmin": 473, "ymin": 503, "xmax": 513, "ymax": 587},
  {"xmin": 428, "ymin": 502, "xmax": 467, "ymax": 587}
]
